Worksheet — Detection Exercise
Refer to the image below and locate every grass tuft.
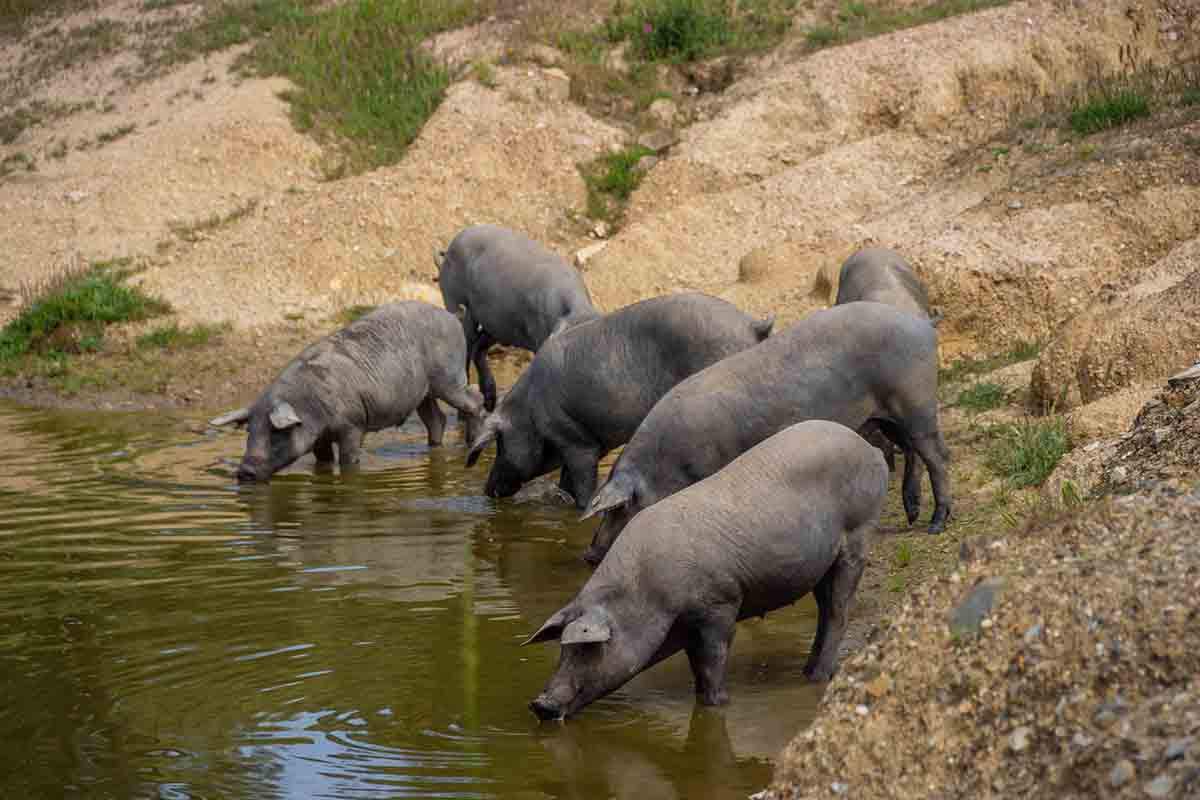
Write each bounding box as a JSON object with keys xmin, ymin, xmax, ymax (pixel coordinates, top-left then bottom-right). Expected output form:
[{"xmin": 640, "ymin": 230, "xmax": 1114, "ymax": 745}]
[
  {"xmin": 136, "ymin": 322, "xmax": 227, "ymax": 350},
  {"xmin": 1068, "ymin": 88, "xmax": 1150, "ymax": 136},
  {"xmin": 336, "ymin": 304, "xmax": 377, "ymax": 325},
  {"xmin": 956, "ymin": 381, "xmax": 1007, "ymax": 413},
  {"xmin": 169, "ymin": 199, "xmax": 259, "ymax": 242},
  {"xmin": 802, "ymin": 0, "xmax": 1012, "ymax": 53},
  {"xmin": 0, "ymin": 261, "xmax": 170, "ymax": 362},
  {"xmin": 985, "ymin": 416, "xmax": 1070, "ymax": 488},
  {"xmin": 582, "ymin": 144, "xmax": 655, "ymax": 222},
  {"xmin": 940, "ymin": 340, "xmax": 1039, "ymax": 385}
]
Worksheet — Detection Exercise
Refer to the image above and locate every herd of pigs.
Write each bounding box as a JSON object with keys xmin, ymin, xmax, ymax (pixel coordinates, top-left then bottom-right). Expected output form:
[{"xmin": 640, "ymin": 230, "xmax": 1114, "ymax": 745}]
[{"xmin": 210, "ymin": 223, "xmax": 952, "ymax": 721}]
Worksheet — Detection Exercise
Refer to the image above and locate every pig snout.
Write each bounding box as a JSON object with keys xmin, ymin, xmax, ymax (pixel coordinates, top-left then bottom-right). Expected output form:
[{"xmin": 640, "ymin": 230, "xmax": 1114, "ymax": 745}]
[
  {"xmin": 580, "ymin": 544, "xmax": 605, "ymax": 567},
  {"xmin": 236, "ymin": 458, "xmax": 270, "ymax": 482},
  {"xmin": 484, "ymin": 470, "xmax": 521, "ymax": 499},
  {"xmin": 529, "ymin": 695, "xmax": 567, "ymax": 722}
]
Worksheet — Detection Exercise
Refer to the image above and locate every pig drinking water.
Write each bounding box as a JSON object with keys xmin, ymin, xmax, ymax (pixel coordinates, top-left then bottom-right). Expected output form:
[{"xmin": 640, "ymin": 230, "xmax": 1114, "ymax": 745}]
[
  {"xmin": 436, "ymin": 224, "xmax": 600, "ymax": 411},
  {"xmin": 465, "ymin": 292, "xmax": 773, "ymax": 508},
  {"xmin": 210, "ymin": 301, "xmax": 485, "ymax": 481},
  {"xmin": 527, "ymin": 420, "xmax": 889, "ymax": 720}
]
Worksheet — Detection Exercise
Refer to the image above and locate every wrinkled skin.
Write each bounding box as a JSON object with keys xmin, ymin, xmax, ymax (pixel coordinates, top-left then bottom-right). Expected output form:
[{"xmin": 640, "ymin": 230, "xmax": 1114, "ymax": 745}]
[
  {"xmin": 464, "ymin": 292, "xmax": 774, "ymax": 508},
  {"xmin": 583, "ymin": 301, "xmax": 951, "ymax": 564},
  {"xmin": 833, "ymin": 246, "xmax": 941, "ymax": 472},
  {"xmin": 212, "ymin": 302, "xmax": 485, "ymax": 482},
  {"xmin": 437, "ymin": 224, "xmax": 600, "ymax": 411},
  {"xmin": 527, "ymin": 421, "xmax": 889, "ymax": 720}
]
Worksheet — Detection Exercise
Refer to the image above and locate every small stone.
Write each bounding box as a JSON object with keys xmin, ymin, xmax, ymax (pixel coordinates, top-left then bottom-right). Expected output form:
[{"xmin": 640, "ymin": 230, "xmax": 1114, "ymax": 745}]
[
  {"xmin": 948, "ymin": 577, "xmax": 1005, "ymax": 639},
  {"xmin": 65, "ymin": 190, "xmax": 89, "ymax": 204},
  {"xmin": 634, "ymin": 155, "xmax": 659, "ymax": 173},
  {"xmin": 1007, "ymin": 199, "xmax": 1024, "ymax": 210},
  {"xmin": 636, "ymin": 129, "xmax": 678, "ymax": 153},
  {"xmin": 574, "ymin": 241, "xmax": 607, "ymax": 267},
  {"xmin": 1009, "ymin": 726, "xmax": 1032, "ymax": 752},
  {"xmin": 1164, "ymin": 737, "xmax": 1193, "ymax": 761},
  {"xmin": 647, "ymin": 98, "xmax": 678, "ymax": 127},
  {"xmin": 1110, "ymin": 760, "xmax": 1135, "ymax": 788},
  {"xmin": 854, "ymin": 704, "xmax": 869, "ymax": 717},
  {"xmin": 1144, "ymin": 775, "xmax": 1174, "ymax": 797},
  {"xmin": 591, "ymin": 221, "xmax": 610, "ymax": 239},
  {"xmin": 864, "ymin": 674, "xmax": 892, "ymax": 699},
  {"xmin": 540, "ymin": 68, "xmax": 571, "ymax": 102},
  {"xmin": 603, "ymin": 43, "xmax": 629, "ymax": 74},
  {"xmin": 830, "ymin": 782, "xmax": 848, "ymax": 795},
  {"xmin": 1024, "ymin": 622, "xmax": 1043, "ymax": 643},
  {"xmin": 527, "ymin": 44, "xmax": 563, "ymax": 67}
]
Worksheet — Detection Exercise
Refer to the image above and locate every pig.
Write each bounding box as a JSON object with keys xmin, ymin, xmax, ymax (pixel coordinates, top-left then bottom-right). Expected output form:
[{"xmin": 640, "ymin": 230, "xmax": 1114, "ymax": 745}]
[
  {"xmin": 465, "ymin": 292, "xmax": 774, "ymax": 508},
  {"xmin": 435, "ymin": 224, "xmax": 600, "ymax": 411},
  {"xmin": 582, "ymin": 300, "xmax": 950, "ymax": 565},
  {"xmin": 210, "ymin": 301, "xmax": 485, "ymax": 482},
  {"xmin": 833, "ymin": 246, "xmax": 941, "ymax": 471},
  {"xmin": 526, "ymin": 420, "xmax": 890, "ymax": 721}
]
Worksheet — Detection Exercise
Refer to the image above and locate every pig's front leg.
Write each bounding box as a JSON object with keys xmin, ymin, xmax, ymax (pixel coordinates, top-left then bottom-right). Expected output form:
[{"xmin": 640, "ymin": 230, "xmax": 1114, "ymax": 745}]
[
  {"xmin": 686, "ymin": 607, "xmax": 737, "ymax": 706},
  {"xmin": 338, "ymin": 428, "xmax": 365, "ymax": 469}
]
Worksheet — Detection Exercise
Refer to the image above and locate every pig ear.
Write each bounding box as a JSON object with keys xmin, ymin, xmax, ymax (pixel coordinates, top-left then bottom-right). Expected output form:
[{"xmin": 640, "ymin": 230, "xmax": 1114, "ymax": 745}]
[
  {"xmin": 210, "ymin": 407, "xmax": 250, "ymax": 428},
  {"xmin": 579, "ymin": 476, "xmax": 634, "ymax": 521},
  {"xmin": 522, "ymin": 608, "xmax": 571, "ymax": 646},
  {"xmin": 561, "ymin": 609, "xmax": 611, "ymax": 646},
  {"xmin": 269, "ymin": 401, "xmax": 302, "ymax": 430},
  {"xmin": 465, "ymin": 413, "xmax": 504, "ymax": 467}
]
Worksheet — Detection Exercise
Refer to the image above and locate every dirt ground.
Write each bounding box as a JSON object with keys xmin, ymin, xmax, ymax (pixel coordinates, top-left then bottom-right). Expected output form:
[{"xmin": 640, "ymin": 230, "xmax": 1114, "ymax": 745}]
[{"xmin": 2, "ymin": 1, "xmax": 1199, "ymax": 794}]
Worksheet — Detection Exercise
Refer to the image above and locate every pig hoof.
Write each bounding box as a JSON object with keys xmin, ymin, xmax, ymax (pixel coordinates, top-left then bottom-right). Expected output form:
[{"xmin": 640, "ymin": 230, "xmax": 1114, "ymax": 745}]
[{"xmin": 927, "ymin": 512, "xmax": 949, "ymax": 535}]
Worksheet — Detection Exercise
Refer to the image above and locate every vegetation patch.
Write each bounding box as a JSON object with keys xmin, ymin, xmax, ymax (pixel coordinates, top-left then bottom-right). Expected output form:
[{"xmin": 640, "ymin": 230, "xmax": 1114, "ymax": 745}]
[
  {"xmin": 604, "ymin": 0, "xmax": 798, "ymax": 63},
  {"xmin": 956, "ymin": 381, "xmax": 1007, "ymax": 413},
  {"xmin": 169, "ymin": 199, "xmax": 259, "ymax": 242},
  {"xmin": 0, "ymin": 260, "xmax": 170, "ymax": 364},
  {"xmin": 335, "ymin": 305, "xmax": 377, "ymax": 325},
  {"xmin": 0, "ymin": 0, "xmax": 95, "ymax": 37},
  {"xmin": 0, "ymin": 151, "xmax": 36, "ymax": 178},
  {"xmin": 136, "ymin": 322, "xmax": 227, "ymax": 350},
  {"xmin": 581, "ymin": 144, "xmax": 655, "ymax": 223},
  {"xmin": 1068, "ymin": 87, "xmax": 1150, "ymax": 136},
  {"xmin": 93, "ymin": 123, "xmax": 137, "ymax": 147},
  {"xmin": 939, "ymin": 340, "xmax": 1039, "ymax": 384},
  {"xmin": 803, "ymin": 0, "xmax": 1013, "ymax": 51},
  {"xmin": 985, "ymin": 416, "xmax": 1070, "ymax": 488}
]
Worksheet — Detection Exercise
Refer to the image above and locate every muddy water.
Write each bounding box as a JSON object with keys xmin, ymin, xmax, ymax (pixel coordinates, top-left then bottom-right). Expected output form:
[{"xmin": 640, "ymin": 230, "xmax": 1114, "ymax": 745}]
[{"xmin": 0, "ymin": 396, "xmax": 823, "ymax": 799}]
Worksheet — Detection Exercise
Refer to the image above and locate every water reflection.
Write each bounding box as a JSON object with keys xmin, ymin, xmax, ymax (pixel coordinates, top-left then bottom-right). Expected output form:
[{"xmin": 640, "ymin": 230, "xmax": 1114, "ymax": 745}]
[{"xmin": 0, "ymin": 399, "xmax": 820, "ymax": 799}]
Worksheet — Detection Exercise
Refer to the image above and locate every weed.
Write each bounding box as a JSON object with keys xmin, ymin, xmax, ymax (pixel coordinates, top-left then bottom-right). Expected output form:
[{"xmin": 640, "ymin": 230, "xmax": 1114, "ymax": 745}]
[
  {"xmin": 136, "ymin": 322, "xmax": 226, "ymax": 350},
  {"xmin": 142, "ymin": 0, "xmax": 191, "ymax": 9},
  {"xmin": 336, "ymin": 305, "xmax": 376, "ymax": 325},
  {"xmin": 169, "ymin": 199, "xmax": 259, "ymax": 242},
  {"xmin": 0, "ymin": 261, "xmax": 169, "ymax": 362},
  {"xmin": 472, "ymin": 59, "xmax": 498, "ymax": 88},
  {"xmin": 581, "ymin": 144, "xmax": 655, "ymax": 222},
  {"xmin": 1077, "ymin": 143, "xmax": 1097, "ymax": 160},
  {"xmin": 47, "ymin": 138, "xmax": 69, "ymax": 159},
  {"xmin": 887, "ymin": 573, "xmax": 907, "ymax": 593},
  {"xmin": 939, "ymin": 340, "xmax": 1040, "ymax": 384},
  {"xmin": 1068, "ymin": 87, "xmax": 1150, "ymax": 136},
  {"xmin": 0, "ymin": 151, "xmax": 35, "ymax": 178},
  {"xmin": 803, "ymin": 0, "xmax": 1013, "ymax": 53},
  {"xmin": 616, "ymin": 0, "xmax": 732, "ymax": 62},
  {"xmin": 985, "ymin": 416, "xmax": 1070, "ymax": 488},
  {"xmin": 957, "ymin": 381, "xmax": 1007, "ymax": 413},
  {"xmin": 894, "ymin": 540, "xmax": 913, "ymax": 569},
  {"xmin": 95, "ymin": 123, "xmax": 137, "ymax": 146},
  {"xmin": 1182, "ymin": 88, "xmax": 1200, "ymax": 107},
  {"xmin": 991, "ymin": 146, "xmax": 1010, "ymax": 157}
]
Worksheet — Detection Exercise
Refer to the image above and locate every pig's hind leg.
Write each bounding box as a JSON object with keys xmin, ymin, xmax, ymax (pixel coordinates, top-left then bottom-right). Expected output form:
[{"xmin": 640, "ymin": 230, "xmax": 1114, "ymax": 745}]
[
  {"xmin": 803, "ymin": 531, "xmax": 867, "ymax": 682},
  {"xmin": 417, "ymin": 395, "xmax": 447, "ymax": 446},
  {"xmin": 686, "ymin": 606, "xmax": 738, "ymax": 706}
]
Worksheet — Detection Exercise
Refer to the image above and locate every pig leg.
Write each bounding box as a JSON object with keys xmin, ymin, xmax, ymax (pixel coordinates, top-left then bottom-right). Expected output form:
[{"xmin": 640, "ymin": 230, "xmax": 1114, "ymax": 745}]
[
  {"xmin": 417, "ymin": 395, "xmax": 447, "ymax": 446},
  {"xmin": 313, "ymin": 434, "xmax": 336, "ymax": 464},
  {"xmin": 803, "ymin": 536, "xmax": 866, "ymax": 682},
  {"xmin": 910, "ymin": 429, "xmax": 952, "ymax": 534},
  {"xmin": 337, "ymin": 428, "xmax": 364, "ymax": 469},
  {"xmin": 558, "ymin": 446, "xmax": 602, "ymax": 509},
  {"xmin": 874, "ymin": 419, "xmax": 921, "ymax": 524},
  {"xmin": 433, "ymin": 381, "xmax": 486, "ymax": 445},
  {"xmin": 686, "ymin": 608, "xmax": 738, "ymax": 706},
  {"xmin": 470, "ymin": 330, "xmax": 498, "ymax": 412}
]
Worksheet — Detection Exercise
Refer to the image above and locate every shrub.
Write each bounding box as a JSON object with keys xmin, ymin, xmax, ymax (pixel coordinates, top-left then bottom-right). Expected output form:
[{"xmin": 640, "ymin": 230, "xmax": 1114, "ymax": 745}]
[{"xmin": 985, "ymin": 417, "xmax": 1070, "ymax": 488}]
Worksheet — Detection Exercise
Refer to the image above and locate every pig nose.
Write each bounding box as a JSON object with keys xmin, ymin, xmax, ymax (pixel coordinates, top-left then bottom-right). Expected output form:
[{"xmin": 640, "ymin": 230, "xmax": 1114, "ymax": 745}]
[
  {"xmin": 529, "ymin": 697, "xmax": 565, "ymax": 722},
  {"xmin": 581, "ymin": 546, "xmax": 604, "ymax": 567},
  {"xmin": 236, "ymin": 463, "xmax": 263, "ymax": 482}
]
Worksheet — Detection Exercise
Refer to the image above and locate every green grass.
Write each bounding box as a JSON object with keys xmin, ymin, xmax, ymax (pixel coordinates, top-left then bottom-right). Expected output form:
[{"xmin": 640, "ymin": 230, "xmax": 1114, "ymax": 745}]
[
  {"xmin": 95, "ymin": 123, "xmax": 137, "ymax": 146},
  {"xmin": 894, "ymin": 540, "xmax": 913, "ymax": 569},
  {"xmin": 1068, "ymin": 88, "xmax": 1151, "ymax": 136},
  {"xmin": 985, "ymin": 417, "xmax": 1070, "ymax": 488},
  {"xmin": 582, "ymin": 144, "xmax": 655, "ymax": 221},
  {"xmin": 956, "ymin": 381, "xmax": 1007, "ymax": 413},
  {"xmin": 939, "ymin": 340, "xmax": 1040, "ymax": 384},
  {"xmin": 0, "ymin": 151, "xmax": 35, "ymax": 178},
  {"xmin": 169, "ymin": 199, "xmax": 259, "ymax": 242},
  {"xmin": 0, "ymin": 261, "xmax": 170, "ymax": 362},
  {"xmin": 136, "ymin": 322, "xmax": 226, "ymax": 350},
  {"xmin": 0, "ymin": 0, "xmax": 93, "ymax": 35},
  {"xmin": 605, "ymin": 0, "xmax": 798, "ymax": 63},
  {"xmin": 802, "ymin": 0, "xmax": 1012, "ymax": 52},
  {"xmin": 336, "ymin": 304, "xmax": 377, "ymax": 325}
]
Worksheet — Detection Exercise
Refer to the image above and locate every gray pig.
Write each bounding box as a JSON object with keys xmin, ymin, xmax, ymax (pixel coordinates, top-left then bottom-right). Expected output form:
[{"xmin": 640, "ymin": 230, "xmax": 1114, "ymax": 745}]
[
  {"xmin": 526, "ymin": 420, "xmax": 889, "ymax": 721},
  {"xmin": 465, "ymin": 292, "xmax": 774, "ymax": 508},
  {"xmin": 833, "ymin": 246, "xmax": 941, "ymax": 471},
  {"xmin": 582, "ymin": 300, "xmax": 950, "ymax": 565},
  {"xmin": 210, "ymin": 301, "xmax": 485, "ymax": 482},
  {"xmin": 436, "ymin": 224, "xmax": 600, "ymax": 411}
]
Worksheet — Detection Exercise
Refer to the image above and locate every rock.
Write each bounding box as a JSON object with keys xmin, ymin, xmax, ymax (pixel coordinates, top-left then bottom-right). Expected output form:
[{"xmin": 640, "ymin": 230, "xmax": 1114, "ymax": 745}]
[
  {"xmin": 527, "ymin": 44, "xmax": 563, "ymax": 67},
  {"xmin": 64, "ymin": 190, "xmax": 88, "ymax": 204},
  {"xmin": 1009, "ymin": 726, "xmax": 1031, "ymax": 752},
  {"xmin": 683, "ymin": 56, "xmax": 735, "ymax": 92},
  {"xmin": 948, "ymin": 578, "xmax": 1004, "ymax": 639},
  {"xmin": 1164, "ymin": 737, "xmax": 1193, "ymax": 761},
  {"xmin": 830, "ymin": 782, "xmax": 848, "ymax": 796},
  {"xmin": 575, "ymin": 241, "xmax": 608, "ymax": 268},
  {"xmin": 591, "ymin": 221, "xmax": 610, "ymax": 239},
  {"xmin": 864, "ymin": 674, "xmax": 892, "ymax": 698},
  {"xmin": 1007, "ymin": 200, "xmax": 1024, "ymax": 210},
  {"xmin": 647, "ymin": 98, "xmax": 678, "ymax": 127},
  {"xmin": 604, "ymin": 43, "xmax": 630, "ymax": 74},
  {"xmin": 540, "ymin": 68, "xmax": 571, "ymax": 102},
  {"xmin": 1144, "ymin": 775, "xmax": 1174, "ymax": 798},
  {"xmin": 634, "ymin": 155, "xmax": 659, "ymax": 173},
  {"xmin": 637, "ymin": 129, "xmax": 678, "ymax": 153},
  {"xmin": 854, "ymin": 704, "xmax": 869, "ymax": 716},
  {"xmin": 1110, "ymin": 760, "xmax": 1136, "ymax": 788}
]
